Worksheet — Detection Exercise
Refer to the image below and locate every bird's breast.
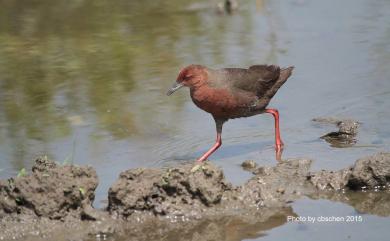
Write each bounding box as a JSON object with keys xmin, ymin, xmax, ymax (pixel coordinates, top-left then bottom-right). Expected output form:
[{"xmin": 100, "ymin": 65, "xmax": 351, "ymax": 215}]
[{"xmin": 190, "ymin": 86, "xmax": 258, "ymax": 119}]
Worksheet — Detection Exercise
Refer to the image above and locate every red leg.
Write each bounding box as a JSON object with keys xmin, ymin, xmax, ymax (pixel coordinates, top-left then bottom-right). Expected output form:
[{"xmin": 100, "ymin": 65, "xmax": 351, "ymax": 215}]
[
  {"xmin": 197, "ymin": 120, "xmax": 224, "ymax": 162},
  {"xmin": 275, "ymin": 147, "xmax": 283, "ymax": 161},
  {"xmin": 265, "ymin": 109, "xmax": 284, "ymax": 151},
  {"xmin": 197, "ymin": 133, "xmax": 222, "ymax": 162}
]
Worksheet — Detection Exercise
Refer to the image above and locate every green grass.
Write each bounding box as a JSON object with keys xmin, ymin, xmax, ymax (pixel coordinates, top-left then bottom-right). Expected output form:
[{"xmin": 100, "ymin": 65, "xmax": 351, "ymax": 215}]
[
  {"xmin": 79, "ymin": 187, "xmax": 86, "ymax": 196},
  {"xmin": 17, "ymin": 168, "xmax": 26, "ymax": 177}
]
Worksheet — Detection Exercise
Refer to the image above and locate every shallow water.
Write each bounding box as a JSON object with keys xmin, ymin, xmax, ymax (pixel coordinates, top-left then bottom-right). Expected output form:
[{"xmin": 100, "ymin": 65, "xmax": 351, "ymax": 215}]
[{"xmin": 0, "ymin": 0, "xmax": 390, "ymax": 240}]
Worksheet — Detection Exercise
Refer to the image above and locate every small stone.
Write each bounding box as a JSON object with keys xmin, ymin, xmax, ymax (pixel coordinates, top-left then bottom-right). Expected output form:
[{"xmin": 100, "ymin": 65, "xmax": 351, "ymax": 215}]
[
  {"xmin": 276, "ymin": 188, "xmax": 285, "ymax": 194},
  {"xmin": 241, "ymin": 160, "xmax": 257, "ymax": 170}
]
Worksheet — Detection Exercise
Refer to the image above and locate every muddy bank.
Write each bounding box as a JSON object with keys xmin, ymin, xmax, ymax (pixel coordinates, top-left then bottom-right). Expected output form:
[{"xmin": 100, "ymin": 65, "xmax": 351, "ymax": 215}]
[
  {"xmin": 107, "ymin": 159, "xmax": 316, "ymax": 220},
  {"xmin": 107, "ymin": 153, "xmax": 390, "ymax": 219},
  {"xmin": 0, "ymin": 157, "xmax": 98, "ymax": 220},
  {"xmin": 1, "ymin": 153, "xmax": 390, "ymax": 240},
  {"xmin": 107, "ymin": 163, "xmax": 233, "ymax": 219}
]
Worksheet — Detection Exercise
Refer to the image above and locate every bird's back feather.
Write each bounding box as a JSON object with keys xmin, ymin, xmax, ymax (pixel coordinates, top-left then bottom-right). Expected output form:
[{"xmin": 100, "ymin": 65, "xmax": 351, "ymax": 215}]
[{"xmin": 210, "ymin": 65, "xmax": 283, "ymax": 98}]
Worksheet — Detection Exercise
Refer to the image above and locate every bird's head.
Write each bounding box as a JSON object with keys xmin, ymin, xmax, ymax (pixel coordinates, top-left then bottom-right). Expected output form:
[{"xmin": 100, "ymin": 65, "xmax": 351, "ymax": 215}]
[{"xmin": 167, "ymin": 65, "xmax": 208, "ymax": 96}]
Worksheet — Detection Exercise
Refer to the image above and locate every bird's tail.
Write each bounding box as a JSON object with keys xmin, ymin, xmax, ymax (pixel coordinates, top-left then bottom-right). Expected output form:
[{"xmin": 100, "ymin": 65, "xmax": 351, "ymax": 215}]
[{"xmin": 265, "ymin": 66, "xmax": 294, "ymax": 99}]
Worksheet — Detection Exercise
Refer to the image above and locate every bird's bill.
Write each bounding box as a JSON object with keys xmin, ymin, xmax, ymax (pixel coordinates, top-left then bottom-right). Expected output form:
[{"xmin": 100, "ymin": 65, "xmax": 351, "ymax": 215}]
[{"xmin": 166, "ymin": 82, "xmax": 184, "ymax": 96}]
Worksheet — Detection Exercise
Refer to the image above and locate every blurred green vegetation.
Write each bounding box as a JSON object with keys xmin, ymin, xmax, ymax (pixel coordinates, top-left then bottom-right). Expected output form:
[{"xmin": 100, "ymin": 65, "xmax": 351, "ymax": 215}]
[
  {"xmin": 0, "ymin": 0, "xmax": 201, "ymax": 164},
  {"xmin": 0, "ymin": 0, "xmax": 201, "ymax": 142},
  {"xmin": 0, "ymin": 0, "xmax": 268, "ymax": 167}
]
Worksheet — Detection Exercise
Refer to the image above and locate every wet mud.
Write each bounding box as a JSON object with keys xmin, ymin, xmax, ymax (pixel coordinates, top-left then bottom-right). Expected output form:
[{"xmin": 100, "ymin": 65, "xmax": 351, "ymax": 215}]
[
  {"xmin": 108, "ymin": 163, "xmax": 233, "ymax": 218},
  {"xmin": 0, "ymin": 157, "xmax": 98, "ymax": 220},
  {"xmin": 313, "ymin": 117, "xmax": 360, "ymax": 147},
  {"xmin": 1, "ymin": 153, "xmax": 390, "ymax": 240}
]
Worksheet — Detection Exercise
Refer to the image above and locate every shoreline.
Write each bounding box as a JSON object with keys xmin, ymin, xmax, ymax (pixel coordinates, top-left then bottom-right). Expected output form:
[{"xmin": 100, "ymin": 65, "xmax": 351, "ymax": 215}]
[{"xmin": 1, "ymin": 152, "xmax": 390, "ymax": 240}]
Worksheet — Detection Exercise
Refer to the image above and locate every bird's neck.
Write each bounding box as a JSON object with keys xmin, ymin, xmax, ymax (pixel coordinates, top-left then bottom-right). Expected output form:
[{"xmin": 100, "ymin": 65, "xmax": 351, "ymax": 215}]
[
  {"xmin": 190, "ymin": 84, "xmax": 215, "ymax": 104},
  {"xmin": 190, "ymin": 82, "xmax": 206, "ymax": 93},
  {"xmin": 189, "ymin": 81, "xmax": 207, "ymax": 93}
]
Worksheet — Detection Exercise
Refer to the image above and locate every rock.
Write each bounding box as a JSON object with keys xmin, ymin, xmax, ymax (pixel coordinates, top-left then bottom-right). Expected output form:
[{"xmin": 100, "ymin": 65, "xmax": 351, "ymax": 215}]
[{"xmin": 241, "ymin": 160, "xmax": 257, "ymax": 171}]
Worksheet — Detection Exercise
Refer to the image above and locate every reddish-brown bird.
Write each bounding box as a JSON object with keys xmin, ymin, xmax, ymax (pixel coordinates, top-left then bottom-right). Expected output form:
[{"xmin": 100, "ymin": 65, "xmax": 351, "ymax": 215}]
[{"xmin": 167, "ymin": 64, "xmax": 294, "ymax": 162}]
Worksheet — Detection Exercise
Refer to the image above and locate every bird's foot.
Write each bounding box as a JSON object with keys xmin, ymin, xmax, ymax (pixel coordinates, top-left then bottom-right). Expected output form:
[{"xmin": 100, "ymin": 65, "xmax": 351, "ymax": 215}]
[
  {"xmin": 196, "ymin": 155, "xmax": 209, "ymax": 163},
  {"xmin": 276, "ymin": 142, "xmax": 284, "ymax": 150},
  {"xmin": 275, "ymin": 143, "xmax": 284, "ymax": 161}
]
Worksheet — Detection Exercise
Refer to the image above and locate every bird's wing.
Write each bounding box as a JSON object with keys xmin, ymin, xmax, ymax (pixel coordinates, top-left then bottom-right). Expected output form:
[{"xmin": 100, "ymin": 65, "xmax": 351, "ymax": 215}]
[
  {"xmin": 248, "ymin": 65, "xmax": 280, "ymax": 82},
  {"xmin": 214, "ymin": 65, "xmax": 281, "ymax": 97}
]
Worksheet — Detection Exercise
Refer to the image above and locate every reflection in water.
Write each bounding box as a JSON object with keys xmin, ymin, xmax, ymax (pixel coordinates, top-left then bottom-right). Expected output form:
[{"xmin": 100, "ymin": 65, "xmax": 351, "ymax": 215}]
[
  {"xmin": 115, "ymin": 207, "xmax": 296, "ymax": 241},
  {"xmin": 111, "ymin": 189, "xmax": 390, "ymax": 241},
  {"xmin": 321, "ymin": 132, "xmax": 357, "ymax": 148},
  {"xmin": 311, "ymin": 190, "xmax": 390, "ymax": 217},
  {"xmin": 0, "ymin": 1, "xmax": 200, "ymax": 166}
]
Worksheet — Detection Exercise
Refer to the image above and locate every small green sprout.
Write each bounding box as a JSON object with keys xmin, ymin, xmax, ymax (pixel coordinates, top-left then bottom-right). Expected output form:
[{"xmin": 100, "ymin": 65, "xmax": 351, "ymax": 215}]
[
  {"xmin": 161, "ymin": 168, "xmax": 173, "ymax": 185},
  {"xmin": 15, "ymin": 197, "xmax": 22, "ymax": 204},
  {"xmin": 63, "ymin": 154, "xmax": 72, "ymax": 165},
  {"xmin": 191, "ymin": 163, "xmax": 208, "ymax": 173},
  {"xmin": 191, "ymin": 164, "xmax": 202, "ymax": 173},
  {"xmin": 17, "ymin": 168, "xmax": 26, "ymax": 177},
  {"xmin": 63, "ymin": 140, "xmax": 76, "ymax": 165},
  {"xmin": 161, "ymin": 178, "xmax": 168, "ymax": 186},
  {"xmin": 79, "ymin": 187, "xmax": 86, "ymax": 196}
]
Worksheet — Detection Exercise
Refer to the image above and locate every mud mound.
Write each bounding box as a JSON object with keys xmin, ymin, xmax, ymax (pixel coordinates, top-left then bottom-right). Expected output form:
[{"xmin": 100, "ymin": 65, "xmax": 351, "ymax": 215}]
[
  {"xmin": 108, "ymin": 153, "xmax": 390, "ymax": 219},
  {"xmin": 308, "ymin": 169, "xmax": 352, "ymax": 190},
  {"xmin": 2, "ymin": 153, "xmax": 390, "ymax": 240},
  {"xmin": 307, "ymin": 153, "xmax": 390, "ymax": 191},
  {"xmin": 240, "ymin": 158, "xmax": 313, "ymax": 207},
  {"xmin": 108, "ymin": 162, "xmax": 232, "ymax": 218},
  {"xmin": 347, "ymin": 152, "xmax": 390, "ymax": 190},
  {"xmin": 0, "ymin": 157, "xmax": 98, "ymax": 220},
  {"xmin": 313, "ymin": 117, "xmax": 359, "ymax": 147}
]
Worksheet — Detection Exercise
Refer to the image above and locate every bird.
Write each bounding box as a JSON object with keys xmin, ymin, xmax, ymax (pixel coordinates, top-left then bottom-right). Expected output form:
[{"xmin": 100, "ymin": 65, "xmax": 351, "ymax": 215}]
[{"xmin": 167, "ymin": 64, "xmax": 294, "ymax": 162}]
